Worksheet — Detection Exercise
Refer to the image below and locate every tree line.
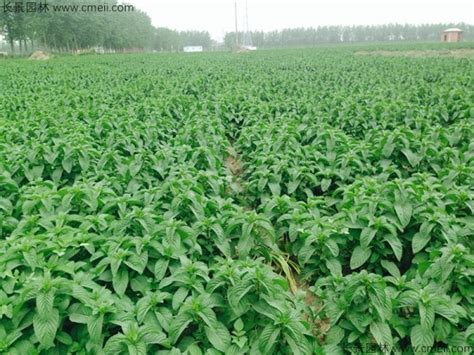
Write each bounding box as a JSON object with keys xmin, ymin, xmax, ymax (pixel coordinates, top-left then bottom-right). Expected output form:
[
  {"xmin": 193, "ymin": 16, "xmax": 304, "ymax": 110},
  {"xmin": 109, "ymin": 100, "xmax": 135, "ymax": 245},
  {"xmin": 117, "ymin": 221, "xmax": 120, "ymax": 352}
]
[
  {"xmin": 225, "ymin": 23, "xmax": 474, "ymax": 49},
  {"xmin": 0, "ymin": 0, "xmax": 212, "ymax": 53},
  {"xmin": 153, "ymin": 28, "xmax": 211, "ymax": 52},
  {"xmin": 1, "ymin": 2, "xmax": 473, "ymax": 53}
]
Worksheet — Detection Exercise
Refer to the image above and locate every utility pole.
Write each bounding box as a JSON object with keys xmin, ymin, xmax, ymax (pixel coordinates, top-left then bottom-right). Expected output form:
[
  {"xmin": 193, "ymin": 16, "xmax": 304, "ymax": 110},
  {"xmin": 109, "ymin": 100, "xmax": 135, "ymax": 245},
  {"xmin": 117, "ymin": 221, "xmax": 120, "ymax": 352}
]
[
  {"xmin": 234, "ymin": 0, "xmax": 239, "ymax": 47},
  {"xmin": 245, "ymin": 0, "xmax": 249, "ymax": 35},
  {"xmin": 244, "ymin": 0, "xmax": 251, "ymax": 47}
]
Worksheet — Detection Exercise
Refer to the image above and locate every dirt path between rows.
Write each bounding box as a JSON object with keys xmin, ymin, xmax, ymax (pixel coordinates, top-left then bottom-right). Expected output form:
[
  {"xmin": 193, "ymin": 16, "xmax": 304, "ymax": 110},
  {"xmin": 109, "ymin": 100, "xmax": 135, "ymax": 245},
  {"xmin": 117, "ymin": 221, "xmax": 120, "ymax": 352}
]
[
  {"xmin": 223, "ymin": 139, "xmax": 329, "ymax": 340},
  {"xmin": 224, "ymin": 146, "xmax": 244, "ymax": 194}
]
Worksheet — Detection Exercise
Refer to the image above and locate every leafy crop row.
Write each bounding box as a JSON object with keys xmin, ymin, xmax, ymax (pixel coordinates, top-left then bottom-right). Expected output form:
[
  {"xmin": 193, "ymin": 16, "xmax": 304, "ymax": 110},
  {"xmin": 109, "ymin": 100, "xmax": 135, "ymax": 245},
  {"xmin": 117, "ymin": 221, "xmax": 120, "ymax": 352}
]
[{"xmin": 0, "ymin": 47, "xmax": 472, "ymax": 354}]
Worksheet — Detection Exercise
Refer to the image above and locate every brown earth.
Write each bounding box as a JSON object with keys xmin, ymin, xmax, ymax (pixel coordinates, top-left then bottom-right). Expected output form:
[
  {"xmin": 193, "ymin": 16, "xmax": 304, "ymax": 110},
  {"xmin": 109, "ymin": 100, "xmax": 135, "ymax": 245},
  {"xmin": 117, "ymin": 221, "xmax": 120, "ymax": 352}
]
[
  {"xmin": 225, "ymin": 148, "xmax": 244, "ymax": 178},
  {"xmin": 224, "ymin": 147, "xmax": 244, "ymax": 194},
  {"xmin": 225, "ymin": 155, "xmax": 243, "ymax": 176},
  {"xmin": 29, "ymin": 51, "xmax": 51, "ymax": 60}
]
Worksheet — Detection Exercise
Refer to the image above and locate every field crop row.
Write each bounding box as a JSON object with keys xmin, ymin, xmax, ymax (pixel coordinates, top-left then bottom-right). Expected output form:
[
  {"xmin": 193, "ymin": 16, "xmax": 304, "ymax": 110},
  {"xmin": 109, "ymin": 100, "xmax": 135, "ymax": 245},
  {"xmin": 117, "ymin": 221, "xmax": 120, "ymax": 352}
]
[{"xmin": 0, "ymin": 47, "xmax": 473, "ymax": 354}]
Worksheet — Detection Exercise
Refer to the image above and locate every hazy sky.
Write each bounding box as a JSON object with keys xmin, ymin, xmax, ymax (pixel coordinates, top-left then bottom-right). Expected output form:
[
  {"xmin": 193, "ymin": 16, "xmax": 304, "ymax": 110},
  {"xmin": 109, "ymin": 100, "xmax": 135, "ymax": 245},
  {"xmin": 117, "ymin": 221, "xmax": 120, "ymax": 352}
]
[{"xmin": 129, "ymin": 0, "xmax": 474, "ymax": 41}]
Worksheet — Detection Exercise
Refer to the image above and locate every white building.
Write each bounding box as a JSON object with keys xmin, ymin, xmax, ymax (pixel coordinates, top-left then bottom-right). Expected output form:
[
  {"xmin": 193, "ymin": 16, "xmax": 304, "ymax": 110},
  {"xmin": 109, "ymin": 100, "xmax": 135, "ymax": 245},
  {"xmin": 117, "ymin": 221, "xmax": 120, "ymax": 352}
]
[{"xmin": 183, "ymin": 46, "xmax": 203, "ymax": 53}]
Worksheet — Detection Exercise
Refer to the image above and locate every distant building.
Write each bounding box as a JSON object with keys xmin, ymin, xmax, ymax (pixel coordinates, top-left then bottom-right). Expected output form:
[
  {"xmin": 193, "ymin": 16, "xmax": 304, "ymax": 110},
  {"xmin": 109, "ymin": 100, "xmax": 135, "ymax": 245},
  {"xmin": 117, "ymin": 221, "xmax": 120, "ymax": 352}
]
[
  {"xmin": 441, "ymin": 28, "xmax": 463, "ymax": 42},
  {"xmin": 183, "ymin": 46, "xmax": 203, "ymax": 53},
  {"xmin": 241, "ymin": 45, "xmax": 257, "ymax": 51}
]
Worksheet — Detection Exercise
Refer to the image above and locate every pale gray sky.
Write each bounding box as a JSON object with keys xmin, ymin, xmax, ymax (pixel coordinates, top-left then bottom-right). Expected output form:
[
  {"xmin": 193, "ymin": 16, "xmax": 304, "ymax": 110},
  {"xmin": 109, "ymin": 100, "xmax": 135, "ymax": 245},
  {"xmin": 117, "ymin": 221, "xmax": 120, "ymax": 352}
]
[{"xmin": 129, "ymin": 0, "xmax": 474, "ymax": 41}]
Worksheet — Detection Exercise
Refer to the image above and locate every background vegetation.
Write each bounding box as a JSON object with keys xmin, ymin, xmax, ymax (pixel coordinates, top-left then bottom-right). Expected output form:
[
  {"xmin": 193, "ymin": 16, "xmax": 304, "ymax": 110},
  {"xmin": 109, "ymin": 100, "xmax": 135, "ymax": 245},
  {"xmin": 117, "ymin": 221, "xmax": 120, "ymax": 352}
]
[
  {"xmin": 0, "ymin": 44, "xmax": 472, "ymax": 353},
  {"xmin": 0, "ymin": 0, "xmax": 212, "ymax": 52},
  {"xmin": 1, "ymin": 0, "xmax": 473, "ymax": 53},
  {"xmin": 224, "ymin": 23, "xmax": 474, "ymax": 49}
]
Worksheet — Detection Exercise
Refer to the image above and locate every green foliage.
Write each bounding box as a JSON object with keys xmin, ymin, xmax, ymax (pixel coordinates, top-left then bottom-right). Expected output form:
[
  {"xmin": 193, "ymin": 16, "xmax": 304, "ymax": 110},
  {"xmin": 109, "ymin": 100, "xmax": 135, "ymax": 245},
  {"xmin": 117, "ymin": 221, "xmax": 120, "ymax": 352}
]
[
  {"xmin": 225, "ymin": 24, "xmax": 474, "ymax": 48},
  {"xmin": 0, "ymin": 46, "xmax": 472, "ymax": 353},
  {"xmin": 1, "ymin": 0, "xmax": 211, "ymax": 53}
]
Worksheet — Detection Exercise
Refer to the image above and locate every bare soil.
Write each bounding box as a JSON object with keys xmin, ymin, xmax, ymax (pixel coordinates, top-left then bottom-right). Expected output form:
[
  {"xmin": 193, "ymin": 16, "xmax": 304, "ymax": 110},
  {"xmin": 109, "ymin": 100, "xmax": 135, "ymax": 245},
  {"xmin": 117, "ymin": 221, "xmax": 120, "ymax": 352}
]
[
  {"xmin": 354, "ymin": 48, "xmax": 474, "ymax": 59},
  {"xmin": 225, "ymin": 155, "xmax": 243, "ymax": 176},
  {"xmin": 29, "ymin": 51, "xmax": 51, "ymax": 60}
]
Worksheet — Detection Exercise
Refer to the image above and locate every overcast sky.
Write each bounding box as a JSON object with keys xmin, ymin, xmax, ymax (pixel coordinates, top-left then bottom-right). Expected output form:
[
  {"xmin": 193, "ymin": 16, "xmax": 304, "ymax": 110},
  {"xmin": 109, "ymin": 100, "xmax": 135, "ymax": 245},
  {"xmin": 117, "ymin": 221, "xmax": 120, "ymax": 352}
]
[{"xmin": 129, "ymin": 0, "xmax": 473, "ymax": 41}]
